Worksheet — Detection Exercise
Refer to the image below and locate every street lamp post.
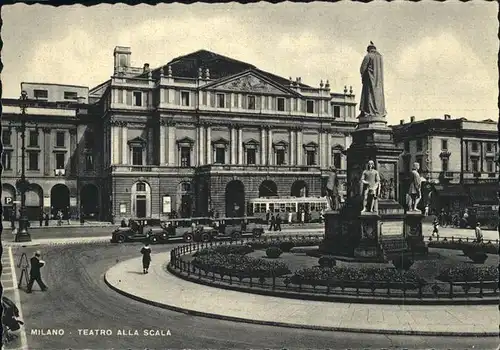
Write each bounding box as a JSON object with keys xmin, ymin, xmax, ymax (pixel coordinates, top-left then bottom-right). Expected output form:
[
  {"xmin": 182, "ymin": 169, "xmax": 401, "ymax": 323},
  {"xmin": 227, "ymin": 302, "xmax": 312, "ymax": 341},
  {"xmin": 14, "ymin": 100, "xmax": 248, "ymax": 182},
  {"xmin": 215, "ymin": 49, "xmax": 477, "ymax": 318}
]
[{"xmin": 15, "ymin": 90, "xmax": 32, "ymax": 242}]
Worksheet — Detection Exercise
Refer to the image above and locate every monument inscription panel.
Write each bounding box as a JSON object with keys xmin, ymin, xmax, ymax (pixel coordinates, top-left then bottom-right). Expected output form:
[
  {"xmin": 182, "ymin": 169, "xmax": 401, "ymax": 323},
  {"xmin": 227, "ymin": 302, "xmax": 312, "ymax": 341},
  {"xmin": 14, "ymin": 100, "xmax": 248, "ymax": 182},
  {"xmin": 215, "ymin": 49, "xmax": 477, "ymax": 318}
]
[{"xmin": 380, "ymin": 221, "xmax": 404, "ymax": 236}]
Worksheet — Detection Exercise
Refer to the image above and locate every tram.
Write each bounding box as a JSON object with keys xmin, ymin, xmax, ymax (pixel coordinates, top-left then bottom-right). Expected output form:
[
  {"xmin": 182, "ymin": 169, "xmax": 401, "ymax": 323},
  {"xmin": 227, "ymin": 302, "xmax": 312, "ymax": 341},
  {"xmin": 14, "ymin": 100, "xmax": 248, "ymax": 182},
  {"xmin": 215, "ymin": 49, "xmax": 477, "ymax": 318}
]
[{"xmin": 248, "ymin": 196, "xmax": 330, "ymax": 223}]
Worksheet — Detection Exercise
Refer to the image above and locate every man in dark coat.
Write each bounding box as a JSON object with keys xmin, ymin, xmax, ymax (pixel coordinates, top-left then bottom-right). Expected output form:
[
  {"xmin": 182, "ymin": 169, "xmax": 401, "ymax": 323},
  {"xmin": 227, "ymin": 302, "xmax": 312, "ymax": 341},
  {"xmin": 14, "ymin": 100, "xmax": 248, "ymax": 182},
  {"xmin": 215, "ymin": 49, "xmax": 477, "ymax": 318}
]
[
  {"xmin": 26, "ymin": 251, "xmax": 48, "ymax": 293},
  {"xmin": 269, "ymin": 214, "xmax": 275, "ymax": 231},
  {"xmin": 141, "ymin": 243, "xmax": 152, "ymax": 274},
  {"xmin": 275, "ymin": 214, "xmax": 282, "ymax": 232},
  {"xmin": 39, "ymin": 212, "xmax": 44, "ymax": 227}
]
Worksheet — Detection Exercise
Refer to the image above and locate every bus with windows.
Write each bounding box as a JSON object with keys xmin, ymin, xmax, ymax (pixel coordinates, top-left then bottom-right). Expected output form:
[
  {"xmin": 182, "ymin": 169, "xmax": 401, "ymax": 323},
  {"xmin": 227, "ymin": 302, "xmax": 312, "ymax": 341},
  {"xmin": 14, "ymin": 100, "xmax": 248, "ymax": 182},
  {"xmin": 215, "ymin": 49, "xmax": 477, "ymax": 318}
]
[{"xmin": 248, "ymin": 196, "xmax": 330, "ymax": 223}]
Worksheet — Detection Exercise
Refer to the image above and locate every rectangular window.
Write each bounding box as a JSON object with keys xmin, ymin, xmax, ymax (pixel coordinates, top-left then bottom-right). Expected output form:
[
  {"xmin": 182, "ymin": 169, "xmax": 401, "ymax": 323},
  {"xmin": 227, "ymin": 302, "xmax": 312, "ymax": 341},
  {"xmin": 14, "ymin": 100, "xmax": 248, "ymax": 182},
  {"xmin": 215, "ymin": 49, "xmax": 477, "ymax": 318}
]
[
  {"xmin": 306, "ymin": 150, "xmax": 316, "ymax": 165},
  {"xmin": 277, "ymin": 98, "xmax": 285, "ymax": 111},
  {"xmin": 416, "ymin": 139, "xmax": 423, "ymax": 152},
  {"xmin": 246, "ymin": 149, "xmax": 256, "ymax": 165},
  {"xmin": 441, "ymin": 158, "xmax": 449, "ymax": 172},
  {"xmin": 306, "ymin": 100, "xmax": 314, "ymax": 113},
  {"xmin": 136, "ymin": 183, "xmax": 146, "ymax": 192},
  {"xmin": 180, "ymin": 147, "xmax": 191, "ymax": 167},
  {"xmin": 64, "ymin": 91, "xmax": 78, "ymax": 100},
  {"xmin": 333, "ymin": 105, "xmax": 341, "ymax": 118},
  {"xmin": 56, "ymin": 131, "xmax": 65, "ymax": 147},
  {"xmin": 216, "ymin": 93, "xmax": 225, "ymax": 108},
  {"xmin": 29, "ymin": 131, "xmax": 38, "ymax": 147},
  {"xmin": 117, "ymin": 90, "xmax": 124, "ymax": 104},
  {"xmin": 232, "ymin": 94, "xmax": 238, "ymax": 108},
  {"xmin": 471, "ymin": 158, "xmax": 479, "ymax": 172},
  {"xmin": 34, "ymin": 89, "xmax": 48, "ymax": 99},
  {"xmin": 55, "ymin": 153, "xmax": 65, "ymax": 169},
  {"xmin": 404, "ymin": 141, "xmax": 410, "ymax": 152},
  {"xmin": 215, "ymin": 148, "xmax": 225, "ymax": 164},
  {"xmin": 85, "ymin": 154, "xmax": 94, "ymax": 171},
  {"xmin": 276, "ymin": 149, "xmax": 286, "ymax": 165},
  {"xmin": 471, "ymin": 141, "xmax": 479, "ymax": 152},
  {"xmin": 415, "ymin": 155, "xmax": 423, "ymax": 170},
  {"xmin": 181, "ymin": 91, "xmax": 190, "ymax": 106},
  {"xmin": 133, "ymin": 91, "xmax": 142, "ymax": 107},
  {"xmin": 2, "ymin": 129, "xmax": 11, "ymax": 146},
  {"xmin": 247, "ymin": 95, "xmax": 256, "ymax": 110},
  {"xmin": 333, "ymin": 153, "xmax": 341, "ymax": 169},
  {"xmin": 441, "ymin": 139, "xmax": 448, "ymax": 151},
  {"xmin": 28, "ymin": 151, "xmax": 39, "ymax": 170},
  {"xmin": 132, "ymin": 147, "xmax": 143, "ymax": 165},
  {"xmin": 2, "ymin": 151, "xmax": 12, "ymax": 170},
  {"xmin": 486, "ymin": 142, "xmax": 493, "ymax": 152},
  {"xmin": 486, "ymin": 160, "xmax": 494, "ymax": 173}
]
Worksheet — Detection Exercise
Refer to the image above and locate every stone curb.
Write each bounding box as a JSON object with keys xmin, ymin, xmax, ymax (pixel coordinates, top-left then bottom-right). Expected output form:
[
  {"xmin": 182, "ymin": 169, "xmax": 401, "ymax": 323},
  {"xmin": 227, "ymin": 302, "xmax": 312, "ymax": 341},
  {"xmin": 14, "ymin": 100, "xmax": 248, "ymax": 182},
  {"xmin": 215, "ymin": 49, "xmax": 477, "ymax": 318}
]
[
  {"xmin": 3, "ymin": 237, "xmax": 112, "ymax": 247},
  {"xmin": 167, "ymin": 264, "xmax": 500, "ymax": 306},
  {"xmin": 103, "ymin": 264, "xmax": 499, "ymax": 337}
]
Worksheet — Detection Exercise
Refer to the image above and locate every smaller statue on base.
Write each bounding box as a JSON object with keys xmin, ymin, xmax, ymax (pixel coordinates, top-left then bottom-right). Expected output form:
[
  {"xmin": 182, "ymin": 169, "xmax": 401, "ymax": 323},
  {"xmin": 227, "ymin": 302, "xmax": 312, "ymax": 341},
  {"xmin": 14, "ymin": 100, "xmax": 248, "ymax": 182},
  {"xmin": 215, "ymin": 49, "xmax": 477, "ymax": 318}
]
[
  {"xmin": 360, "ymin": 160, "xmax": 380, "ymax": 213},
  {"xmin": 407, "ymin": 162, "xmax": 425, "ymax": 212},
  {"xmin": 326, "ymin": 166, "xmax": 341, "ymax": 211}
]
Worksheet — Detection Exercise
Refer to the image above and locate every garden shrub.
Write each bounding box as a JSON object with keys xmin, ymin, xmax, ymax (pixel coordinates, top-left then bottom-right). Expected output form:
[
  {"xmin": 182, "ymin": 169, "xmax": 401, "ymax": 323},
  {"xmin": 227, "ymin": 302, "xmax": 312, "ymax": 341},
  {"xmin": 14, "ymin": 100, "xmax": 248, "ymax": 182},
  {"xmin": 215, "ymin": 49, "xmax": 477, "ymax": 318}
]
[
  {"xmin": 265, "ymin": 246, "xmax": 283, "ymax": 258},
  {"xmin": 437, "ymin": 265, "xmax": 499, "ymax": 282},
  {"xmin": 428, "ymin": 240, "xmax": 498, "ymax": 254},
  {"xmin": 318, "ymin": 256, "xmax": 336, "ymax": 268},
  {"xmin": 194, "ymin": 244, "xmax": 254, "ymax": 257}
]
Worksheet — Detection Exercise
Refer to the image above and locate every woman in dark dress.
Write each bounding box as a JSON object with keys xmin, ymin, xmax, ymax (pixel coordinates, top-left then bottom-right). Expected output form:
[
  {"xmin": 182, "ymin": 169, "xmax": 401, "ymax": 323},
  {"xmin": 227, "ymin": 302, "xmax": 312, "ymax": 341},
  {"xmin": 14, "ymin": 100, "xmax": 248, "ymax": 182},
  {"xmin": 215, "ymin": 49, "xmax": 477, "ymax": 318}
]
[{"xmin": 141, "ymin": 243, "xmax": 152, "ymax": 274}]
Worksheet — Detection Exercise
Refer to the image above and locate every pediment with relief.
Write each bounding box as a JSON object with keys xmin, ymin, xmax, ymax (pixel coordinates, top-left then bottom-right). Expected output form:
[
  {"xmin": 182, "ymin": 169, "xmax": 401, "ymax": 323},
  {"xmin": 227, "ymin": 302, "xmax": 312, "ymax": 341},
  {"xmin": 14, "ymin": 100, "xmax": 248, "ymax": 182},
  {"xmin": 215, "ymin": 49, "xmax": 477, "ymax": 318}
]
[{"xmin": 211, "ymin": 73, "xmax": 288, "ymax": 95}]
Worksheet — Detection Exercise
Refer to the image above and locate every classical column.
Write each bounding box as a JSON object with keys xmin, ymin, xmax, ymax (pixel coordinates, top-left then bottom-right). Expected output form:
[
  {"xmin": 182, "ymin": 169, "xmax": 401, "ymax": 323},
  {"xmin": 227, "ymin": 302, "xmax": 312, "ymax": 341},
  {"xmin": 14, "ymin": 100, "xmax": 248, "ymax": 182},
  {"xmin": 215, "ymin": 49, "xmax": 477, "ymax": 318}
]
[
  {"xmin": 296, "ymin": 129, "xmax": 303, "ymax": 165},
  {"xmin": 289, "ymin": 129, "xmax": 295, "ymax": 165},
  {"xmin": 260, "ymin": 128, "xmax": 266, "ymax": 165},
  {"xmin": 111, "ymin": 122, "xmax": 120, "ymax": 165},
  {"xmin": 267, "ymin": 128, "xmax": 273, "ymax": 165},
  {"xmin": 159, "ymin": 121, "xmax": 166, "ymax": 165},
  {"xmin": 167, "ymin": 120, "xmax": 176, "ymax": 165},
  {"xmin": 198, "ymin": 124, "xmax": 205, "ymax": 166},
  {"xmin": 69, "ymin": 129, "xmax": 77, "ymax": 175},
  {"xmin": 230, "ymin": 126, "xmax": 237, "ymax": 165},
  {"xmin": 480, "ymin": 142, "xmax": 484, "ymax": 172},
  {"xmin": 237, "ymin": 128, "xmax": 243, "ymax": 165},
  {"xmin": 42, "ymin": 128, "xmax": 51, "ymax": 176},
  {"xmin": 206, "ymin": 124, "xmax": 212, "ymax": 164},
  {"xmin": 319, "ymin": 132, "xmax": 324, "ymax": 168},
  {"xmin": 121, "ymin": 123, "xmax": 128, "ymax": 164},
  {"xmin": 147, "ymin": 127, "xmax": 154, "ymax": 165},
  {"xmin": 326, "ymin": 131, "xmax": 332, "ymax": 168}
]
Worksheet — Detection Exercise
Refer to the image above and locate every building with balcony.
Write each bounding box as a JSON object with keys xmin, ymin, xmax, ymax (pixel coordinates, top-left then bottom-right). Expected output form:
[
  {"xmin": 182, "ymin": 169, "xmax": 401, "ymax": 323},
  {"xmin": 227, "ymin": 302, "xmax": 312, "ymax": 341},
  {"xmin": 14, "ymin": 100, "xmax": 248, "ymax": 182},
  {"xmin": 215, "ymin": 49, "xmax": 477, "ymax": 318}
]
[
  {"xmin": 91, "ymin": 47, "xmax": 358, "ymax": 219},
  {"xmin": 392, "ymin": 115, "xmax": 499, "ymax": 213},
  {"xmin": 1, "ymin": 83, "xmax": 102, "ymax": 221}
]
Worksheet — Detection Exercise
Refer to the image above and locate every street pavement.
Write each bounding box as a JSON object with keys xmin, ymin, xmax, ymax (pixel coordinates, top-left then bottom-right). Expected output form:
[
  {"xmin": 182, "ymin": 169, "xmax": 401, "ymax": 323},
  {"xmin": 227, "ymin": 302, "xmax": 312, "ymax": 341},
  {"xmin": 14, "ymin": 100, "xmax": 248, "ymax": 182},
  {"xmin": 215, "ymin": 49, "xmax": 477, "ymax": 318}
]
[{"xmin": 6, "ymin": 243, "xmax": 498, "ymax": 350}]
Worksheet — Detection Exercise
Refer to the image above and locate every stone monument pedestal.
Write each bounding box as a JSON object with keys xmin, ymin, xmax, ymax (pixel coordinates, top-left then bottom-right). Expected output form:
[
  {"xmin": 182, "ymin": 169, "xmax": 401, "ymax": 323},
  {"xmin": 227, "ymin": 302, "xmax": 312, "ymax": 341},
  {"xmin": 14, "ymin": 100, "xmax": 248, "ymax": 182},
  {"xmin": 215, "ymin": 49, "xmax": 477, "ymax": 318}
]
[
  {"xmin": 354, "ymin": 212, "xmax": 381, "ymax": 259},
  {"xmin": 405, "ymin": 210, "xmax": 428, "ymax": 255}
]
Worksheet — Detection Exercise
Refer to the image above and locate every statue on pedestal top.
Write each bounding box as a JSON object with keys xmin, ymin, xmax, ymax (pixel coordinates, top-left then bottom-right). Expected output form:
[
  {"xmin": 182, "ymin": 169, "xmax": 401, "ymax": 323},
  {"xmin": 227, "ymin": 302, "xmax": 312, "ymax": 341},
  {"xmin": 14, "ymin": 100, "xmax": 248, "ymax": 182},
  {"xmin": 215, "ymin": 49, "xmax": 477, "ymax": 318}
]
[
  {"xmin": 359, "ymin": 42, "xmax": 387, "ymax": 120},
  {"xmin": 407, "ymin": 162, "xmax": 426, "ymax": 212},
  {"xmin": 326, "ymin": 166, "xmax": 341, "ymax": 211},
  {"xmin": 360, "ymin": 160, "xmax": 380, "ymax": 213}
]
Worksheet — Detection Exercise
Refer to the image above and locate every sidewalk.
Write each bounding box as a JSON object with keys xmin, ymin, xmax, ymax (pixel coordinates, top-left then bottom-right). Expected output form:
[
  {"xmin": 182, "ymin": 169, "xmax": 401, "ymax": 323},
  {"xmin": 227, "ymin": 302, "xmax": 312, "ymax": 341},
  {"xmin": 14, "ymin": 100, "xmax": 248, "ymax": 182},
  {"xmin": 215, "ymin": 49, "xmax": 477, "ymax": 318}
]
[
  {"xmin": 3, "ymin": 236, "xmax": 111, "ymax": 247},
  {"xmin": 104, "ymin": 252, "xmax": 498, "ymax": 336},
  {"xmin": 1, "ymin": 220, "xmax": 114, "ymax": 230}
]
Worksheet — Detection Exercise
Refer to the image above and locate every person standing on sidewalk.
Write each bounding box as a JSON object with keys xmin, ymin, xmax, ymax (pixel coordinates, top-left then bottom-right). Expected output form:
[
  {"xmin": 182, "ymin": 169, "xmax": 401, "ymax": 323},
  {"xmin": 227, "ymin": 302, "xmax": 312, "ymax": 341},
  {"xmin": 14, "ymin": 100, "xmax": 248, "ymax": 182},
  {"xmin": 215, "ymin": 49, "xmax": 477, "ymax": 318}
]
[
  {"xmin": 141, "ymin": 243, "xmax": 152, "ymax": 274},
  {"xmin": 275, "ymin": 214, "xmax": 282, "ymax": 232},
  {"xmin": 432, "ymin": 217, "xmax": 439, "ymax": 238},
  {"xmin": 269, "ymin": 214, "xmax": 275, "ymax": 232},
  {"xmin": 39, "ymin": 211, "xmax": 44, "ymax": 227},
  {"xmin": 44, "ymin": 212, "xmax": 49, "ymax": 226},
  {"xmin": 26, "ymin": 251, "xmax": 48, "ymax": 293},
  {"xmin": 474, "ymin": 222, "xmax": 483, "ymax": 243}
]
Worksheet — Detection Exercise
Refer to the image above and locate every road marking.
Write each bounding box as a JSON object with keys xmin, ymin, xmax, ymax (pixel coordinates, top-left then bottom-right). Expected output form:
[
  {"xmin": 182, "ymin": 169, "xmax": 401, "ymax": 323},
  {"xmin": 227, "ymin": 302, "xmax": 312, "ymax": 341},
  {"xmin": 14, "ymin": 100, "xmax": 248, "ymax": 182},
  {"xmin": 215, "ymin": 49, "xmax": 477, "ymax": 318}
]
[{"xmin": 8, "ymin": 246, "xmax": 29, "ymax": 350}]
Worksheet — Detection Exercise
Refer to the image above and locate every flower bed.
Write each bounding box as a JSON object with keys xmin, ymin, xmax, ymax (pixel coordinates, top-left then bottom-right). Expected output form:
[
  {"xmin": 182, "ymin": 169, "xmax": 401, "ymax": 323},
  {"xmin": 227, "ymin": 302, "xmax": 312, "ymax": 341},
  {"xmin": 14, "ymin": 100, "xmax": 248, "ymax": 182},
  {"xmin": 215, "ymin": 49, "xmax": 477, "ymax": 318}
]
[
  {"xmin": 193, "ymin": 244, "xmax": 254, "ymax": 257},
  {"xmin": 437, "ymin": 265, "xmax": 499, "ymax": 283},
  {"xmin": 428, "ymin": 240, "xmax": 498, "ymax": 254},
  {"xmin": 192, "ymin": 251, "xmax": 291, "ymax": 278},
  {"xmin": 289, "ymin": 266, "xmax": 425, "ymax": 290},
  {"xmin": 248, "ymin": 237, "xmax": 323, "ymax": 252}
]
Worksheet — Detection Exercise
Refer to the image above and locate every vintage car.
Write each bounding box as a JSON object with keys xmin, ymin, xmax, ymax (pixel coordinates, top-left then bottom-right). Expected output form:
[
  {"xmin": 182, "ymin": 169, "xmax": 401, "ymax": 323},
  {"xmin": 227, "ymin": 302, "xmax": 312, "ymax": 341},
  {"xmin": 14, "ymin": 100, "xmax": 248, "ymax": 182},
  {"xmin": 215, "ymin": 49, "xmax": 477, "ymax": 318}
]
[
  {"xmin": 160, "ymin": 217, "xmax": 213, "ymax": 243},
  {"xmin": 197, "ymin": 216, "xmax": 264, "ymax": 241},
  {"xmin": 110, "ymin": 218, "xmax": 167, "ymax": 244}
]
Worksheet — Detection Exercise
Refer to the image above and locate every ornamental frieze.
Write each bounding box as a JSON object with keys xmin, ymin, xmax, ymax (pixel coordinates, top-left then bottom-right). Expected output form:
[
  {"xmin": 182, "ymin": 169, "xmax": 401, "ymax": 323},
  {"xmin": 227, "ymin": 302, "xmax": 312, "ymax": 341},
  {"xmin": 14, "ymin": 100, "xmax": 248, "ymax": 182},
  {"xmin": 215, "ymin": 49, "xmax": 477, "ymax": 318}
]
[{"xmin": 213, "ymin": 74, "xmax": 285, "ymax": 95}]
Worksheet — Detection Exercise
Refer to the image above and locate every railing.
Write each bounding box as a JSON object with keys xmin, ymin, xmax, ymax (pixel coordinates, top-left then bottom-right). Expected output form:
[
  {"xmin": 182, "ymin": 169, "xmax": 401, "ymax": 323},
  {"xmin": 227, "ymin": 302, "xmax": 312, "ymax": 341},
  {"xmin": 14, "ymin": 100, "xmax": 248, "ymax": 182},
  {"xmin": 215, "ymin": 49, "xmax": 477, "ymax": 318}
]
[
  {"xmin": 168, "ymin": 234, "xmax": 499, "ymax": 301},
  {"xmin": 425, "ymin": 235, "xmax": 499, "ymax": 245}
]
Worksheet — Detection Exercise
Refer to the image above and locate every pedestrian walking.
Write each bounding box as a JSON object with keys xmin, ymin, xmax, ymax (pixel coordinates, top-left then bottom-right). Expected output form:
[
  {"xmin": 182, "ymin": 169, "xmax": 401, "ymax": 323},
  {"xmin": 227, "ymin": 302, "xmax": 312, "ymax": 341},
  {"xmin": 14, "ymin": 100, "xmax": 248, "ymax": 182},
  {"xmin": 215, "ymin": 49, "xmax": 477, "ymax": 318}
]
[
  {"xmin": 141, "ymin": 243, "xmax": 152, "ymax": 274},
  {"xmin": 57, "ymin": 210, "xmax": 63, "ymax": 226},
  {"xmin": 275, "ymin": 214, "xmax": 282, "ymax": 232},
  {"xmin": 432, "ymin": 217, "xmax": 439, "ymax": 238},
  {"xmin": 474, "ymin": 222, "xmax": 483, "ymax": 243},
  {"xmin": 26, "ymin": 251, "xmax": 48, "ymax": 293},
  {"xmin": 39, "ymin": 211, "xmax": 44, "ymax": 227},
  {"xmin": 288, "ymin": 210, "xmax": 293, "ymax": 224},
  {"xmin": 424, "ymin": 205, "xmax": 429, "ymax": 216},
  {"xmin": 66, "ymin": 207, "xmax": 71, "ymax": 225},
  {"xmin": 266, "ymin": 211, "xmax": 271, "ymax": 225},
  {"xmin": 269, "ymin": 214, "xmax": 275, "ymax": 231},
  {"xmin": 300, "ymin": 210, "xmax": 305, "ymax": 225},
  {"xmin": 44, "ymin": 213, "xmax": 49, "ymax": 226}
]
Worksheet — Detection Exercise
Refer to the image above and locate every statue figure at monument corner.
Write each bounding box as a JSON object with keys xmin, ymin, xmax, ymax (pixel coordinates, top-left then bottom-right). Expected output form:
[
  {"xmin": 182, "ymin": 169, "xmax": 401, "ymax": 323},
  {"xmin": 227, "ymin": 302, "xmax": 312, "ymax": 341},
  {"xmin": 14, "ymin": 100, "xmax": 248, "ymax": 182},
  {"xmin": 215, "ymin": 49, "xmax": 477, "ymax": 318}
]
[
  {"xmin": 326, "ymin": 166, "xmax": 341, "ymax": 211},
  {"xmin": 360, "ymin": 160, "xmax": 380, "ymax": 213},
  {"xmin": 359, "ymin": 41, "xmax": 387, "ymax": 120},
  {"xmin": 407, "ymin": 162, "xmax": 426, "ymax": 212}
]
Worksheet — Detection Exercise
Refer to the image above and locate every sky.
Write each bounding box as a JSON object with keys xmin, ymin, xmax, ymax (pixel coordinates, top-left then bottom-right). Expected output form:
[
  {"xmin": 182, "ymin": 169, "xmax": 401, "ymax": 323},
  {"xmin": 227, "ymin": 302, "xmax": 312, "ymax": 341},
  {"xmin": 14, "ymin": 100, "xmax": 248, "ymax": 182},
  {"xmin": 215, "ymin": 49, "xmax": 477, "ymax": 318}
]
[{"xmin": 2, "ymin": 2, "xmax": 498, "ymax": 125}]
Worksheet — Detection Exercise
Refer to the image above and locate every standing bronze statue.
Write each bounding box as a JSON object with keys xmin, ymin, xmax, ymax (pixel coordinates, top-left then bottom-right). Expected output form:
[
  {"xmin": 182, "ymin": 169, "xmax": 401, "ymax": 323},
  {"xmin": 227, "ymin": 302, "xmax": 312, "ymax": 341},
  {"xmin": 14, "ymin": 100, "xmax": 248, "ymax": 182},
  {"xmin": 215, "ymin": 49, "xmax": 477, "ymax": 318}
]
[
  {"xmin": 407, "ymin": 162, "xmax": 425, "ymax": 211},
  {"xmin": 360, "ymin": 160, "xmax": 380, "ymax": 213},
  {"xmin": 326, "ymin": 166, "xmax": 341, "ymax": 210},
  {"xmin": 359, "ymin": 41, "xmax": 387, "ymax": 120}
]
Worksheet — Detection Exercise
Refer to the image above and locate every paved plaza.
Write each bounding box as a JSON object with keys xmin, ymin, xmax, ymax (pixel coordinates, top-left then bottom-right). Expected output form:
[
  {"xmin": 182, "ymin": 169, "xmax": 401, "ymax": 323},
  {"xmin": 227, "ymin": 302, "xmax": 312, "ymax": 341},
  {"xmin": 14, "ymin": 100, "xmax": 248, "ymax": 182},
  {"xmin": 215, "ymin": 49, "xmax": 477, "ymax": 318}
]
[{"xmin": 105, "ymin": 252, "xmax": 498, "ymax": 337}]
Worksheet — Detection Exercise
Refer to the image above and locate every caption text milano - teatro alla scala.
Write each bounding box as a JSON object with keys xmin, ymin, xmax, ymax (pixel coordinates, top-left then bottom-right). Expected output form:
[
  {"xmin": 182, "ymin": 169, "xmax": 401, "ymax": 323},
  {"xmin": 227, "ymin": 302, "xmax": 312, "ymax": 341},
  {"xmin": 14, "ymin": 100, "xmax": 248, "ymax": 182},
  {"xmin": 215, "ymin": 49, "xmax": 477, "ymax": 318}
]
[{"xmin": 30, "ymin": 328, "xmax": 172, "ymax": 336}]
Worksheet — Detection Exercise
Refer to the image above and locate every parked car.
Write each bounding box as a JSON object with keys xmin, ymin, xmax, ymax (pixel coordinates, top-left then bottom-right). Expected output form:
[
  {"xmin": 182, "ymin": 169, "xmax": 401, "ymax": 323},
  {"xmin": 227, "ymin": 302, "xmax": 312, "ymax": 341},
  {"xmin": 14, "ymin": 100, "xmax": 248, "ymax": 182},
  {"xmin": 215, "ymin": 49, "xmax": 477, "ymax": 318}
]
[
  {"xmin": 110, "ymin": 218, "xmax": 166, "ymax": 244},
  {"xmin": 161, "ymin": 217, "xmax": 213, "ymax": 243},
  {"xmin": 201, "ymin": 216, "xmax": 264, "ymax": 241}
]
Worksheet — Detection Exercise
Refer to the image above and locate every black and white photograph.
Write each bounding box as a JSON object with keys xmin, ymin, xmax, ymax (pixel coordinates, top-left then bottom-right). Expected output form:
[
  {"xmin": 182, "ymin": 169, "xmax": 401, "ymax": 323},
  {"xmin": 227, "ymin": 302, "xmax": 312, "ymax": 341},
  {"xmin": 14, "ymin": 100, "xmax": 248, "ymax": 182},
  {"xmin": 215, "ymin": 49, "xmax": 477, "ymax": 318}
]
[{"xmin": 0, "ymin": 2, "xmax": 498, "ymax": 350}]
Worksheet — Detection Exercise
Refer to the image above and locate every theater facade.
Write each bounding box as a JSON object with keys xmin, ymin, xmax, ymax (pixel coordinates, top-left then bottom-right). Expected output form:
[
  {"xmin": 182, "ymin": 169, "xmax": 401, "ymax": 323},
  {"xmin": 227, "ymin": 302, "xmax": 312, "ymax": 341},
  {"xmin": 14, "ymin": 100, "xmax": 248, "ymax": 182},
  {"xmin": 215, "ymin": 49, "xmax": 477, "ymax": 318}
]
[{"xmin": 89, "ymin": 47, "xmax": 358, "ymax": 220}]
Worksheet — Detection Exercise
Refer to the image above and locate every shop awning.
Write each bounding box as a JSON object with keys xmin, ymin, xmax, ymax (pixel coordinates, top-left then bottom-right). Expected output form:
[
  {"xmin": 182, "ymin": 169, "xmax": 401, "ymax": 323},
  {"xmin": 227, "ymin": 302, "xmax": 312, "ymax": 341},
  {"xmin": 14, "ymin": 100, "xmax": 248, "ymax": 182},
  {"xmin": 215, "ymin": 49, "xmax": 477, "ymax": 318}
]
[
  {"xmin": 468, "ymin": 184, "xmax": 500, "ymax": 205},
  {"xmin": 433, "ymin": 185, "xmax": 469, "ymax": 197}
]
